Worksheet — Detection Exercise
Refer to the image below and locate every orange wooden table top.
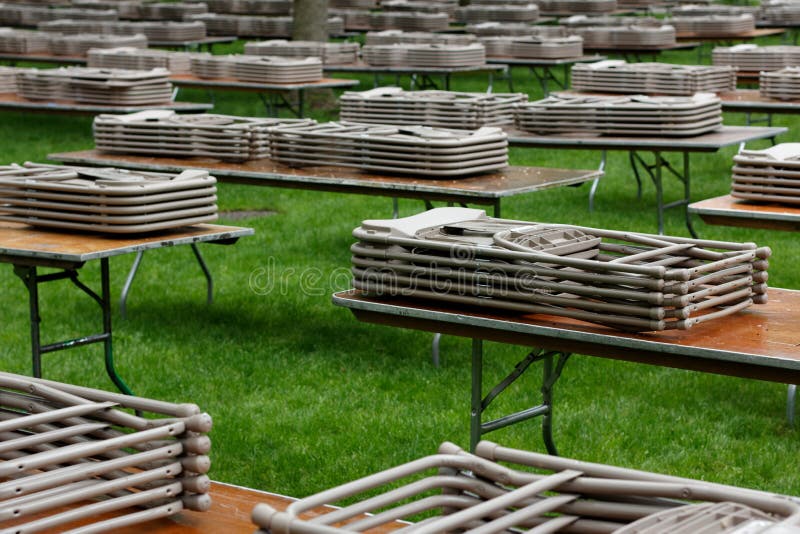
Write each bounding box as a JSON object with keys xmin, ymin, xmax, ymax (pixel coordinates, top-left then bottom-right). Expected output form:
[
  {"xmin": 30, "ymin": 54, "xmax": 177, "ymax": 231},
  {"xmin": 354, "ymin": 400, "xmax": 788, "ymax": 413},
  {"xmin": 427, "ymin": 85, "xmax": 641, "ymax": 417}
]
[
  {"xmin": 0, "ymin": 221, "xmax": 253, "ymax": 264},
  {"xmin": 333, "ymin": 288, "xmax": 800, "ymax": 384},
  {"xmin": 689, "ymin": 194, "xmax": 800, "ymax": 232}
]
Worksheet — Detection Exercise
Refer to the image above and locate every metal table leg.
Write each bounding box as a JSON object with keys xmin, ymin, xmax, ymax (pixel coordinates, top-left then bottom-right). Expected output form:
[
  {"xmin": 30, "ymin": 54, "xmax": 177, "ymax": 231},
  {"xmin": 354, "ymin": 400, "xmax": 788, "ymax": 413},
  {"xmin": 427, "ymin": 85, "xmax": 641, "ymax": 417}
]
[
  {"xmin": 120, "ymin": 250, "xmax": 144, "ymax": 320},
  {"xmin": 13, "ymin": 260, "xmax": 134, "ymax": 395},
  {"xmin": 588, "ymin": 150, "xmax": 607, "ymax": 212},
  {"xmin": 258, "ymin": 92, "xmax": 275, "ymax": 116},
  {"xmin": 191, "ymin": 243, "xmax": 213, "ymax": 306},
  {"xmin": 120, "ymin": 245, "xmax": 213, "ymax": 318},
  {"xmin": 16, "ymin": 265, "xmax": 42, "ymax": 378},
  {"xmin": 788, "ymin": 384, "xmax": 796, "ymax": 426},
  {"xmin": 469, "ymin": 339, "xmax": 571, "ymax": 454},
  {"xmin": 629, "ymin": 151, "xmax": 696, "ymax": 236},
  {"xmin": 432, "ymin": 333, "xmax": 442, "ymax": 367},
  {"xmin": 101, "ymin": 258, "xmax": 132, "ymax": 395},
  {"xmin": 529, "ymin": 66, "xmax": 568, "ymax": 97},
  {"xmin": 470, "ymin": 339, "xmax": 483, "ymax": 451},
  {"xmin": 654, "ymin": 151, "xmax": 665, "ymax": 234},
  {"xmin": 297, "ymin": 89, "xmax": 305, "ymax": 118},
  {"xmin": 682, "ymin": 152, "xmax": 698, "ymax": 238}
]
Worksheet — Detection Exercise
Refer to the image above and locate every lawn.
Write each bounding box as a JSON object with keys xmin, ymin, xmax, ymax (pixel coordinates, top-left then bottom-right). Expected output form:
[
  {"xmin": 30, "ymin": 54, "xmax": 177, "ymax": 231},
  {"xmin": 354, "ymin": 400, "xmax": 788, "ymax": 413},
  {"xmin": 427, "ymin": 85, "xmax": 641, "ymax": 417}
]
[{"xmin": 1, "ymin": 37, "xmax": 799, "ymax": 502}]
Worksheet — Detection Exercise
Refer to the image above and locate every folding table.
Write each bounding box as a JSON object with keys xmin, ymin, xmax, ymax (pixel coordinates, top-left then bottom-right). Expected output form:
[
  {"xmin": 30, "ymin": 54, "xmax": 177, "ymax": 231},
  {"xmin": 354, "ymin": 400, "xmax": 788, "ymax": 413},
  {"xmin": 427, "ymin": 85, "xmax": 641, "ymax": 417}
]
[
  {"xmin": 49, "ymin": 149, "xmax": 604, "ymax": 219},
  {"xmin": 0, "ymin": 222, "xmax": 253, "ymax": 394},
  {"xmin": 486, "ymin": 54, "xmax": 606, "ymax": 95},
  {"xmin": 0, "ymin": 93, "xmax": 212, "ymax": 114},
  {"xmin": 505, "ymin": 125, "xmax": 787, "ymax": 235},
  {"xmin": 676, "ymin": 27, "xmax": 787, "ymax": 43},
  {"xmin": 676, "ymin": 28, "xmax": 787, "ymax": 62},
  {"xmin": 322, "ymin": 61, "xmax": 509, "ymax": 91},
  {"xmin": 718, "ymin": 89, "xmax": 800, "ymax": 126},
  {"xmin": 558, "ymin": 89, "xmax": 800, "ymax": 126},
  {"xmin": 690, "ymin": 194, "xmax": 800, "ymax": 232},
  {"xmin": 0, "ymin": 52, "xmax": 87, "ymax": 65},
  {"xmin": 690, "ymin": 194, "xmax": 800, "ymax": 422},
  {"xmin": 332, "ymin": 288, "xmax": 800, "ymax": 453},
  {"xmin": 148, "ymin": 35, "xmax": 237, "ymax": 52},
  {"xmin": 167, "ymin": 74, "xmax": 360, "ymax": 118},
  {"xmin": 581, "ymin": 42, "xmax": 700, "ymax": 62}
]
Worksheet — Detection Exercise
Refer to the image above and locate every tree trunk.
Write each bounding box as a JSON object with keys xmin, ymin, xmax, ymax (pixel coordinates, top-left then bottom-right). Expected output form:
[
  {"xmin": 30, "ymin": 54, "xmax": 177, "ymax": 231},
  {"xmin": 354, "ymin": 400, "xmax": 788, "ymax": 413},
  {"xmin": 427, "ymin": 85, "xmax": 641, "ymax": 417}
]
[{"xmin": 293, "ymin": 0, "xmax": 330, "ymax": 41}]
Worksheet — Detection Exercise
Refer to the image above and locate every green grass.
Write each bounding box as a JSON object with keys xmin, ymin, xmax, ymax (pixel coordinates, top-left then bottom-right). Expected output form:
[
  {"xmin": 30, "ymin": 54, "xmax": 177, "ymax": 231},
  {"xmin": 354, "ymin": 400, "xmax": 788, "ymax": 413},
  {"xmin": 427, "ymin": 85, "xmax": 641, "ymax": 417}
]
[{"xmin": 1, "ymin": 40, "xmax": 800, "ymax": 501}]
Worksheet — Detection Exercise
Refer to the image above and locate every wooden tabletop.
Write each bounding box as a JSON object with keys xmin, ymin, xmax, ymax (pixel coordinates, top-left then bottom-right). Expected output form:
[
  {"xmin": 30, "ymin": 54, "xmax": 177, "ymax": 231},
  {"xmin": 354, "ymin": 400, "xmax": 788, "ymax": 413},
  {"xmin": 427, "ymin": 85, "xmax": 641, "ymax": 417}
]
[
  {"xmin": 676, "ymin": 27, "xmax": 787, "ymax": 41},
  {"xmin": 554, "ymin": 89, "xmax": 800, "ymax": 114},
  {"xmin": 168, "ymin": 74, "xmax": 361, "ymax": 91},
  {"xmin": 333, "ymin": 288, "xmax": 800, "ymax": 384},
  {"xmin": 0, "ymin": 93, "xmax": 212, "ymax": 114},
  {"xmin": 0, "ymin": 52, "xmax": 87, "ymax": 64},
  {"xmin": 505, "ymin": 125, "xmax": 787, "ymax": 152},
  {"xmin": 149, "ymin": 36, "xmax": 237, "ymax": 47},
  {"xmin": 48, "ymin": 150, "xmax": 603, "ymax": 204},
  {"xmin": 0, "ymin": 222, "xmax": 254, "ymax": 264},
  {"xmin": 718, "ymin": 90, "xmax": 800, "ymax": 113},
  {"xmin": 486, "ymin": 55, "xmax": 606, "ymax": 66},
  {"xmin": 323, "ymin": 61, "xmax": 508, "ymax": 74},
  {"xmin": 13, "ymin": 481, "xmax": 405, "ymax": 533},
  {"xmin": 583, "ymin": 42, "xmax": 701, "ymax": 53},
  {"xmin": 689, "ymin": 194, "xmax": 800, "ymax": 231}
]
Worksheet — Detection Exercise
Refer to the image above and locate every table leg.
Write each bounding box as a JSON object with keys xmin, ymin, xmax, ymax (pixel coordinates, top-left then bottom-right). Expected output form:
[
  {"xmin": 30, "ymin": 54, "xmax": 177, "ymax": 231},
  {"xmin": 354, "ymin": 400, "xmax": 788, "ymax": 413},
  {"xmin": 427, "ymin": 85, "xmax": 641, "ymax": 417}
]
[
  {"xmin": 12, "ymin": 261, "xmax": 133, "ymax": 395},
  {"xmin": 191, "ymin": 244, "xmax": 214, "ymax": 305},
  {"xmin": 101, "ymin": 258, "xmax": 133, "ymax": 396},
  {"xmin": 682, "ymin": 152, "xmax": 698, "ymax": 238},
  {"xmin": 788, "ymin": 385, "xmax": 796, "ymax": 427},
  {"xmin": 120, "ymin": 250, "xmax": 144, "ymax": 319},
  {"xmin": 505, "ymin": 66, "xmax": 515, "ymax": 93},
  {"xmin": 120, "ymin": 246, "xmax": 214, "ymax": 318},
  {"xmin": 629, "ymin": 151, "xmax": 696, "ymax": 236},
  {"xmin": 257, "ymin": 93, "xmax": 274, "ymax": 116},
  {"xmin": 432, "ymin": 333, "xmax": 442, "ymax": 367},
  {"xmin": 297, "ymin": 89, "xmax": 305, "ymax": 118},
  {"xmin": 655, "ymin": 151, "xmax": 664, "ymax": 234},
  {"xmin": 469, "ymin": 340, "xmax": 571, "ymax": 454},
  {"xmin": 529, "ymin": 66, "xmax": 567, "ymax": 98},
  {"xmin": 470, "ymin": 339, "xmax": 483, "ymax": 452},
  {"xmin": 588, "ymin": 150, "xmax": 607, "ymax": 212},
  {"xmin": 542, "ymin": 353, "xmax": 570, "ymax": 456},
  {"xmin": 628, "ymin": 151, "xmax": 645, "ymax": 200},
  {"xmin": 15, "ymin": 265, "xmax": 43, "ymax": 377}
]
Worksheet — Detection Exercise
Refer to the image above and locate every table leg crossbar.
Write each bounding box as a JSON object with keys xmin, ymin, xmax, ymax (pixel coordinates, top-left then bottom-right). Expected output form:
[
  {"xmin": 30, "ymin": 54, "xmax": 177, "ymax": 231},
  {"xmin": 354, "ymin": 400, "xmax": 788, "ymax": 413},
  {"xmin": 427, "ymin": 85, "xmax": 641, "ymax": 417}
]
[
  {"xmin": 528, "ymin": 65, "xmax": 569, "ymax": 97},
  {"xmin": 470, "ymin": 339, "xmax": 571, "ymax": 455},
  {"xmin": 409, "ymin": 73, "xmax": 451, "ymax": 91},
  {"xmin": 257, "ymin": 91, "xmax": 305, "ymax": 117},
  {"xmin": 622, "ymin": 51, "xmax": 659, "ymax": 62},
  {"xmin": 628, "ymin": 150, "xmax": 697, "ymax": 237},
  {"xmin": 13, "ymin": 259, "xmax": 134, "ymax": 395},
  {"xmin": 744, "ymin": 111, "xmax": 774, "ymax": 128}
]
